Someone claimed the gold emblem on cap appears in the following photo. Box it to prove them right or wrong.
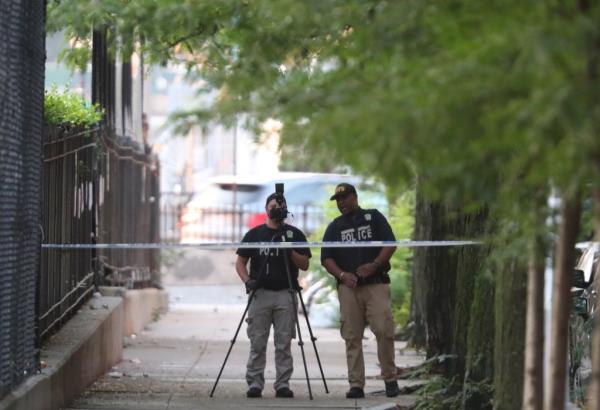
[336,186,346,193]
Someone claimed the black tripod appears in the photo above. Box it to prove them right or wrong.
[210,226,329,399]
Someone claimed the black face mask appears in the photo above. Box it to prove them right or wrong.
[268,206,289,221]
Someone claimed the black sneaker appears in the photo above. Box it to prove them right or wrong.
[275,386,294,398]
[345,387,365,399]
[246,387,262,398]
[385,380,401,397]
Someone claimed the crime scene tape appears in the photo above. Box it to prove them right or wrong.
[41,240,480,250]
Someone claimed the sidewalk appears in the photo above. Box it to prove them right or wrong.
[65,289,425,410]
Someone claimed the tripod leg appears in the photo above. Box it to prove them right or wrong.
[210,289,256,398]
[279,243,313,400]
[290,289,314,400]
[297,290,329,393]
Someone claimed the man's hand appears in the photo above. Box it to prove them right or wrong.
[339,271,358,288]
[356,262,378,279]
[245,279,259,294]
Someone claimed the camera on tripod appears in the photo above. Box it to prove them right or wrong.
[268,183,289,221]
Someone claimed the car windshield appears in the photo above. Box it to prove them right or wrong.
[193,183,264,206]
[283,182,332,206]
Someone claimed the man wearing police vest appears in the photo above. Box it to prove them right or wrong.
[236,192,311,399]
[321,183,400,399]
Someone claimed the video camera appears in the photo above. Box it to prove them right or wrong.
[268,183,289,221]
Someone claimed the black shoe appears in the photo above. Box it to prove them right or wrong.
[385,380,401,397]
[275,386,294,398]
[246,387,262,398]
[345,387,365,399]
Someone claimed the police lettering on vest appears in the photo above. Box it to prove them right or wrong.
[321,208,395,286]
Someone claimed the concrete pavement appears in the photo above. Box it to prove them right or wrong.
[64,286,425,410]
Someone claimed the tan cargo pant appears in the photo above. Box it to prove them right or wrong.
[245,289,296,391]
[338,283,396,388]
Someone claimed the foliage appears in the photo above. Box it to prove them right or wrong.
[279,142,347,173]
[387,191,414,325]
[46,0,600,207]
[398,354,457,380]
[44,86,103,128]
[413,376,462,410]
[412,375,493,410]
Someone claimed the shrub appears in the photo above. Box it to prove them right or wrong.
[44,85,103,128]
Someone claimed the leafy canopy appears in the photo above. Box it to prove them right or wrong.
[47,0,600,208]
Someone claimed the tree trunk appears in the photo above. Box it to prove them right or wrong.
[462,269,495,410]
[545,195,582,410]
[409,185,428,351]
[412,190,457,360]
[452,209,489,380]
[588,189,600,408]
[494,257,528,410]
[408,274,427,349]
[523,204,547,410]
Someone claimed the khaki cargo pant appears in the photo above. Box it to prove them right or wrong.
[338,283,396,388]
[246,289,296,391]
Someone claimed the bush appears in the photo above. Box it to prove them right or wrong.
[44,85,103,128]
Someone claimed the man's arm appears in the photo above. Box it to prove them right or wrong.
[235,255,251,283]
[290,250,310,271]
[376,246,397,265]
[289,228,311,270]
[322,257,358,288]
[356,210,397,278]
[356,246,396,278]
[320,221,357,287]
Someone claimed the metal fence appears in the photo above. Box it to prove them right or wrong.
[0,0,45,399]
[160,198,326,243]
[39,127,98,341]
[160,192,193,243]
[39,126,160,342]
[95,130,161,288]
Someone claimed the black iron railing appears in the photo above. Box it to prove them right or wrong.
[95,130,161,289]
[39,126,98,341]
[39,126,160,342]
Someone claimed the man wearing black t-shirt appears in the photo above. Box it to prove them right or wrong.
[321,183,401,399]
[235,192,311,399]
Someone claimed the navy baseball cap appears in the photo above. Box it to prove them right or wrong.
[330,183,357,200]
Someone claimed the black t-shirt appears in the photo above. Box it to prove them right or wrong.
[321,208,395,285]
[237,223,312,291]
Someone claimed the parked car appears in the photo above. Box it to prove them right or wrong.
[569,242,598,403]
[178,172,387,243]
